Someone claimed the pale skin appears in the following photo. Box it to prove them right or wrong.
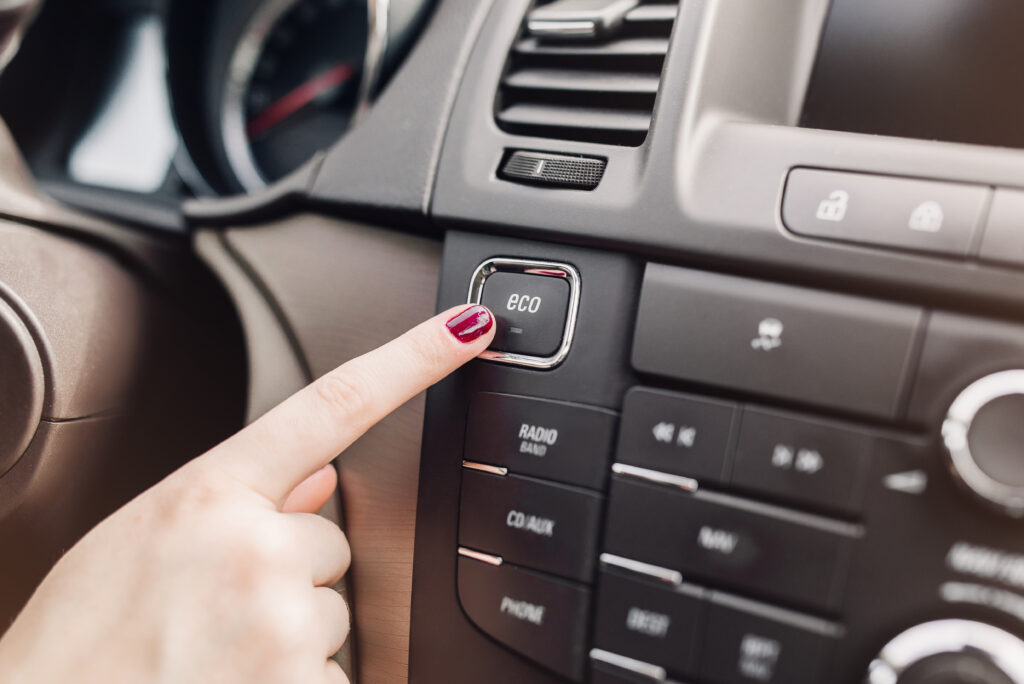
[0,305,496,684]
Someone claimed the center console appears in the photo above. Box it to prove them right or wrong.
[411,231,1024,684]
[406,1,1024,682]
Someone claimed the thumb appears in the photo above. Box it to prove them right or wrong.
[281,464,338,514]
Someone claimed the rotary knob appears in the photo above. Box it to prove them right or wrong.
[867,620,1024,684]
[942,371,1024,516]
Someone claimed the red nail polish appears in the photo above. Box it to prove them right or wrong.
[446,305,493,343]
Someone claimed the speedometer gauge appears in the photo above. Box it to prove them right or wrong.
[221,0,379,190]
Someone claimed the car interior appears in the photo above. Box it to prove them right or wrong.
[3,0,1024,682]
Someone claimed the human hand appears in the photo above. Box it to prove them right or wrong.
[0,304,495,684]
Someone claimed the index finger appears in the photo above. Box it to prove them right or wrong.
[203,304,494,505]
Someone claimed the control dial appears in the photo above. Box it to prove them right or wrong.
[943,370,1024,516]
[868,620,1024,684]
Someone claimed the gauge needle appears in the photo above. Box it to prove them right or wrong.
[247,63,355,138]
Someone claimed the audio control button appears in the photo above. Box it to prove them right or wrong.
[731,409,871,516]
[465,393,618,490]
[616,387,738,483]
[943,370,1024,516]
[459,469,603,582]
[869,620,1024,684]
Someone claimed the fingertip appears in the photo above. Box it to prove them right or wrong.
[444,304,496,347]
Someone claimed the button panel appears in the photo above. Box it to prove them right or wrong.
[429,253,1024,684]
[465,392,618,490]
[782,168,989,257]
[603,478,855,612]
[459,468,603,582]
[457,555,591,682]
[632,264,922,419]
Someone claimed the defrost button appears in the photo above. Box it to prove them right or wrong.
[593,570,705,677]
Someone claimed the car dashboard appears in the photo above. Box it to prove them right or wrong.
[2,1,1024,683]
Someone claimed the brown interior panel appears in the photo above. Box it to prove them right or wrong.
[210,215,443,683]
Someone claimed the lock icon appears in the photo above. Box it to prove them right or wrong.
[908,201,944,233]
[815,190,849,222]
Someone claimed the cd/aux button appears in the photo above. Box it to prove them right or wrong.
[459,468,603,583]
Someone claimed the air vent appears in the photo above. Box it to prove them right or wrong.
[495,0,679,146]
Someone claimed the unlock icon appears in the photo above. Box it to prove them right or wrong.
[815,190,849,222]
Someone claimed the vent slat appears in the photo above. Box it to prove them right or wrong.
[513,36,670,58]
[504,68,661,95]
[625,4,679,23]
[497,103,651,141]
[496,1,677,146]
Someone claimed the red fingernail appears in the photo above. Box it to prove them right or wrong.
[446,305,493,343]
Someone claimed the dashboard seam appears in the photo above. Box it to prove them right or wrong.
[420,0,498,218]
[218,230,314,384]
